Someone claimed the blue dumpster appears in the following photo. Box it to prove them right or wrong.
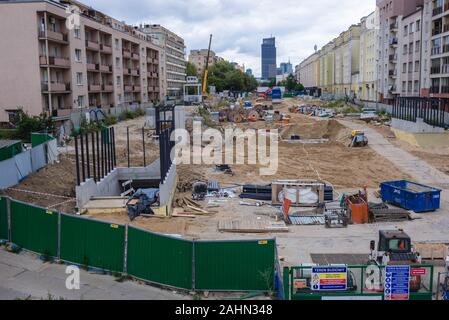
[380,180,441,213]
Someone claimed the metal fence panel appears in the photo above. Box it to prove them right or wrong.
[60,214,125,272]
[10,200,58,256]
[194,239,276,291]
[0,197,7,240]
[127,227,193,290]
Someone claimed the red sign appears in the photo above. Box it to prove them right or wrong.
[410,268,427,276]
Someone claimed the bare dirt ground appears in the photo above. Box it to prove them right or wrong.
[0,116,159,213]
[351,119,449,176]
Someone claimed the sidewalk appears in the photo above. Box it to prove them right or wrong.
[338,120,449,187]
[0,249,188,300]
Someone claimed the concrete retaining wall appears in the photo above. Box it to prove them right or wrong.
[75,159,162,209]
[392,118,446,133]
[0,140,58,189]
[360,101,393,114]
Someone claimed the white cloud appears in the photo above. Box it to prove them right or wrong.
[81,0,375,77]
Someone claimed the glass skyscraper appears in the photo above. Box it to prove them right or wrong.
[261,37,277,80]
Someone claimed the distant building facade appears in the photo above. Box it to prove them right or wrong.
[261,37,277,80]
[140,24,186,101]
[188,49,223,76]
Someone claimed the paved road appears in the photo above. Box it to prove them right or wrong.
[339,120,449,187]
[0,249,188,300]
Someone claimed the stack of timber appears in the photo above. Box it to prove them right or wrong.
[218,217,289,233]
[172,197,217,217]
[370,208,410,222]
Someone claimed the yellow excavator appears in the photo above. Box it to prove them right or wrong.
[202,34,213,98]
[349,130,369,147]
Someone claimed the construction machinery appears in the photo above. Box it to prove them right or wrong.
[202,34,213,98]
[368,229,423,292]
[349,130,368,147]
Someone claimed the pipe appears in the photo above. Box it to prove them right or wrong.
[91,131,96,182]
[74,135,80,186]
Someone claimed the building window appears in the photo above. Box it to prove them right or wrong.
[117,76,121,86]
[115,39,119,49]
[116,57,120,68]
[415,61,420,72]
[118,94,122,103]
[416,20,421,31]
[75,49,82,62]
[74,26,81,39]
[77,96,84,108]
[76,72,83,85]
[403,63,407,73]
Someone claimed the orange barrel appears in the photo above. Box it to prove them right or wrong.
[282,118,290,125]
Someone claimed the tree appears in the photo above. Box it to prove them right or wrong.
[207,61,259,92]
[186,62,198,78]
[14,109,55,142]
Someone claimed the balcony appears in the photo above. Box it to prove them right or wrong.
[390,23,398,30]
[100,43,112,54]
[442,64,449,73]
[41,82,70,92]
[430,86,440,94]
[431,66,442,74]
[388,70,397,77]
[389,54,397,62]
[432,47,442,55]
[53,108,72,118]
[38,30,68,43]
[154,87,160,92]
[445,3,449,12]
[99,65,112,73]
[39,56,70,68]
[131,69,140,76]
[148,86,154,92]
[131,53,140,60]
[390,38,398,46]
[122,49,131,58]
[124,85,133,92]
[444,24,449,33]
[433,7,443,17]
[102,84,114,92]
[88,84,101,92]
[123,68,131,75]
[433,28,442,36]
[86,40,100,51]
[441,86,449,94]
[133,85,141,92]
[87,63,99,72]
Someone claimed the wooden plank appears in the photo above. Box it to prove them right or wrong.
[218,218,288,233]
[414,242,449,260]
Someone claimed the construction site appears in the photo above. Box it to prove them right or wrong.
[1,90,448,300]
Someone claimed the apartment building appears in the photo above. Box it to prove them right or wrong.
[377,0,424,103]
[359,10,380,101]
[425,0,449,97]
[0,0,162,125]
[140,25,186,102]
[298,52,319,93]
[188,49,223,76]
[318,42,335,94]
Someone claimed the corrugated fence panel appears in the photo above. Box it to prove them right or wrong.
[195,239,276,291]
[10,200,58,256]
[0,197,7,240]
[127,227,193,290]
[60,214,124,272]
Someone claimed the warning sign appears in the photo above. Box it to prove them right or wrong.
[385,265,410,301]
[311,266,348,291]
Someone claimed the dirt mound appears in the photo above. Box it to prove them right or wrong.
[280,119,349,141]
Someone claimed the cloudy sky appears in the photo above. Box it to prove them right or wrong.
[81,0,375,77]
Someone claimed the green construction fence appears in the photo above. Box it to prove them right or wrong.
[1,197,276,292]
[10,200,58,257]
[0,197,8,240]
[60,214,125,272]
[194,239,276,291]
